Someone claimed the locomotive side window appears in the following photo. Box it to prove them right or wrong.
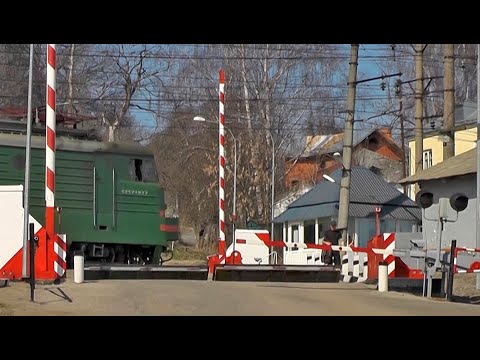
[135,159,143,181]
[129,158,158,182]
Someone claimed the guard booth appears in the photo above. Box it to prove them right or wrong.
[0,185,66,281]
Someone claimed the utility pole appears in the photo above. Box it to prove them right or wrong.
[338,44,359,247]
[270,134,275,244]
[67,44,75,117]
[414,44,425,195]
[443,44,455,160]
[395,79,407,192]
[22,44,34,278]
[476,43,480,290]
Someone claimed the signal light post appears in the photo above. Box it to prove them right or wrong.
[415,190,469,298]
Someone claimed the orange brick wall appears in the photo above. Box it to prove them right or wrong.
[285,159,317,187]
[375,144,401,161]
[283,129,402,190]
[285,157,339,189]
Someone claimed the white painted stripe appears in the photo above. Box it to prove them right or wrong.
[387,260,395,275]
[58,234,67,244]
[28,214,42,234]
[54,242,66,262]
[456,269,480,274]
[353,255,360,278]
[45,188,54,207]
[385,240,395,251]
[341,254,349,277]
[372,248,394,255]
[360,257,368,282]
[54,261,65,277]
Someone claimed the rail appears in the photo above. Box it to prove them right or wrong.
[254,251,278,265]
[453,246,480,274]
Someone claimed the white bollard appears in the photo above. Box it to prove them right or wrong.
[74,253,84,284]
[378,261,388,292]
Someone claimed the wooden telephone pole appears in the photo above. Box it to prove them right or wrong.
[414,44,425,196]
[395,79,407,192]
[337,44,359,247]
[443,44,455,160]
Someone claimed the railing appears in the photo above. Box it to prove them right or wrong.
[254,251,279,265]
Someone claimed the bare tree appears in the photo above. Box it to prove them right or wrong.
[151,44,346,249]
[90,44,167,142]
[0,44,46,110]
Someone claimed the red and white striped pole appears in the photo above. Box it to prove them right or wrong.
[46,44,65,280]
[218,69,226,257]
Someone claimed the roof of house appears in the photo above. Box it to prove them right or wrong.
[0,105,97,125]
[406,100,478,140]
[299,129,372,158]
[398,148,476,185]
[299,127,399,159]
[274,166,421,223]
[0,131,153,155]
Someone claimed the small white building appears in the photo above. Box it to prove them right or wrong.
[398,148,478,249]
[273,166,421,248]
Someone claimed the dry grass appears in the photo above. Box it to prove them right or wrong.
[452,273,480,301]
[166,245,210,265]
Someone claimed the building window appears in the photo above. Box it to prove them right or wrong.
[423,149,433,169]
[129,158,158,182]
[303,220,315,244]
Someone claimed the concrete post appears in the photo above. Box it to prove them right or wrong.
[378,261,389,292]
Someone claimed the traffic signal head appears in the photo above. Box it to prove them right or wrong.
[415,190,434,209]
[450,193,468,212]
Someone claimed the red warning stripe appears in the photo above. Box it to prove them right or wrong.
[160,224,178,233]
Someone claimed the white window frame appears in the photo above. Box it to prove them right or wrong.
[423,149,433,169]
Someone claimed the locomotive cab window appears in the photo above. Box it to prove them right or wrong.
[129,158,158,182]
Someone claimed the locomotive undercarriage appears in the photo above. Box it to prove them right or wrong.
[66,242,173,268]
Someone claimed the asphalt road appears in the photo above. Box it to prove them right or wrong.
[1,277,479,316]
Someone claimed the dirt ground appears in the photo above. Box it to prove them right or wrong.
[1,268,479,316]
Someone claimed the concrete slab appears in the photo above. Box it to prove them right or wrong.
[214,265,341,282]
[84,265,209,281]
[388,277,443,297]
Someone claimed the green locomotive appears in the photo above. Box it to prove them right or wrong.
[0,121,179,266]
